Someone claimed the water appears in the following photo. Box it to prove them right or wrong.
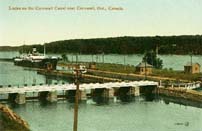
[0,51,19,59]
[52,53,202,71]
[0,51,202,131]
[2,51,202,70]
[10,99,202,131]
[0,61,67,86]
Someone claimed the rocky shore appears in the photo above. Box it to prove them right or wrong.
[0,103,30,131]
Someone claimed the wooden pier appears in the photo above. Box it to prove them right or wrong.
[155,87,202,103]
[0,81,158,104]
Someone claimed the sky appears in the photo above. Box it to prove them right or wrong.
[0,0,202,46]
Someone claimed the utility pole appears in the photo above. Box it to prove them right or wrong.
[22,41,25,54]
[190,52,193,74]
[156,44,159,68]
[124,55,126,70]
[91,54,94,62]
[144,56,147,80]
[44,43,46,57]
[76,53,78,63]
[96,55,98,63]
[73,65,80,131]
[102,52,104,63]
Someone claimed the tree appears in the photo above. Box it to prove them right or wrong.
[12,35,202,55]
[143,51,163,69]
[61,54,68,62]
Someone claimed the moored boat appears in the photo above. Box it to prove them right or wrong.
[14,48,59,70]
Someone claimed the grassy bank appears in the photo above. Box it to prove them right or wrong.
[96,63,136,73]
[152,69,201,81]
[93,63,201,81]
[58,61,201,81]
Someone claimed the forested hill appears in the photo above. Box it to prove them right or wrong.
[2,35,202,54]
[0,46,19,51]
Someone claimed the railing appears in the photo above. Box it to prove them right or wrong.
[0,81,158,94]
[167,82,201,90]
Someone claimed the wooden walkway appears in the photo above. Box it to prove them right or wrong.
[0,81,158,94]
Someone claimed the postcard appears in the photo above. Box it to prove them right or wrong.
[0,0,202,131]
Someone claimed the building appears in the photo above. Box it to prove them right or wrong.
[184,63,200,74]
[136,62,153,75]
[89,62,96,69]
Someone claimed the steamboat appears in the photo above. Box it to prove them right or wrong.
[14,48,58,70]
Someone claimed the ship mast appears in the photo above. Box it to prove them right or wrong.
[22,41,25,54]
[44,43,46,57]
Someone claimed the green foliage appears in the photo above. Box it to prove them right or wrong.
[143,51,163,69]
[0,46,19,51]
[38,35,202,55]
[61,54,68,62]
[2,35,202,55]
[96,63,136,73]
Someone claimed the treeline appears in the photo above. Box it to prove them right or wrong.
[3,35,202,54]
[0,46,19,51]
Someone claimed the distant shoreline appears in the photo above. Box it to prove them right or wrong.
[1,35,202,55]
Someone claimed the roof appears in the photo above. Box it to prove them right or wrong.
[184,62,200,67]
[136,62,153,68]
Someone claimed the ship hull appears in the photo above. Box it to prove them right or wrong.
[14,58,58,70]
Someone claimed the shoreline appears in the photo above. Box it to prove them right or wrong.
[0,103,30,131]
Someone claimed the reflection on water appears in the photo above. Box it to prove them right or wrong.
[0,61,69,87]
[0,51,19,59]
[161,95,202,108]
[7,96,202,131]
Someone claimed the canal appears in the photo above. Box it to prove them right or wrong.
[2,51,202,71]
[0,52,202,131]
